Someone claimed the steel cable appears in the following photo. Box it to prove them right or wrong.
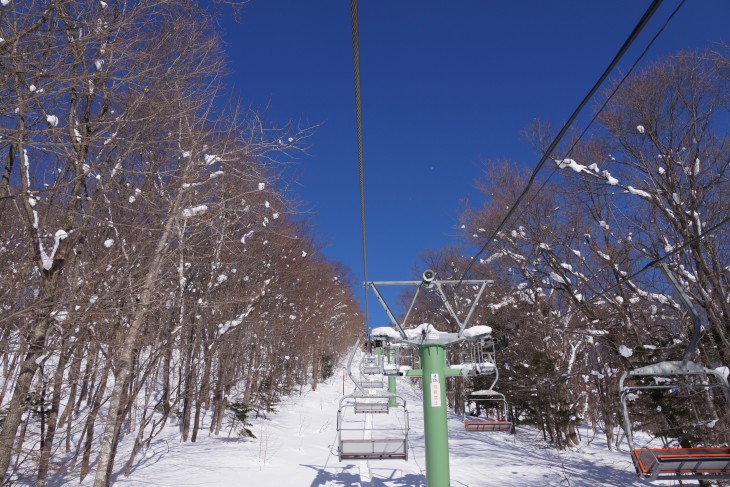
[350,0,370,336]
[457,0,665,286]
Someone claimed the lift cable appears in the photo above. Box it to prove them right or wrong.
[457,0,665,286]
[507,0,685,238]
[349,0,370,336]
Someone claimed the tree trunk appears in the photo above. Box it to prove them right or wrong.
[92,185,185,487]
[0,314,53,481]
[78,358,112,482]
[36,340,70,487]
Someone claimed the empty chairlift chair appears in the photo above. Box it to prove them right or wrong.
[360,354,382,375]
[381,346,402,376]
[464,389,512,432]
[619,360,730,482]
[359,374,384,390]
[337,393,409,461]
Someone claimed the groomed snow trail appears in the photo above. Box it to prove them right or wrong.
[68,349,659,486]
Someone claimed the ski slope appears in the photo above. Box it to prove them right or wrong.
[67,350,667,487]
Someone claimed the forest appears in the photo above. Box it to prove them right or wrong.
[405,42,730,460]
[0,1,361,486]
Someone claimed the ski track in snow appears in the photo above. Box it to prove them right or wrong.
[63,350,660,487]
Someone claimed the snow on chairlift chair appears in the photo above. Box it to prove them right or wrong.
[618,264,730,482]
[337,392,409,461]
[464,389,512,432]
[459,338,498,376]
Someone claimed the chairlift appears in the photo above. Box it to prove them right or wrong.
[464,389,513,432]
[354,396,390,414]
[382,345,403,376]
[618,264,730,481]
[359,375,384,390]
[619,361,730,481]
[460,338,497,376]
[337,393,409,461]
[360,354,382,375]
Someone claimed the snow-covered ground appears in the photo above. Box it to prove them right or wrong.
[62,350,674,486]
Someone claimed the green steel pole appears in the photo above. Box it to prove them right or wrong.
[388,347,397,407]
[420,344,450,487]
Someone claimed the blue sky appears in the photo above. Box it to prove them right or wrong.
[221,1,729,326]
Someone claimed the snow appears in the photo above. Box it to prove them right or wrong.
[404,323,441,339]
[549,271,567,285]
[46,114,59,127]
[95,59,104,70]
[371,326,402,339]
[240,230,254,244]
[40,229,68,270]
[462,325,492,338]
[636,125,645,134]
[104,239,114,248]
[67,349,649,487]
[603,170,618,185]
[715,366,729,381]
[626,186,651,199]
[204,154,220,165]
[555,158,586,173]
[618,345,633,358]
[258,182,265,190]
[182,205,208,218]
[51,310,67,322]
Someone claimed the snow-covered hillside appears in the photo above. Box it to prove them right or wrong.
[57,350,667,487]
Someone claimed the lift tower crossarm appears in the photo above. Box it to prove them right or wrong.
[369,278,492,343]
[368,282,409,339]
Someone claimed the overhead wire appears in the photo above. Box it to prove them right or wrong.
[457,0,665,286]
[507,0,686,237]
[349,0,371,337]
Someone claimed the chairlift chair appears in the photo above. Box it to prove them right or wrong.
[359,375,384,390]
[337,393,409,461]
[464,389,512,432]
[618,264,730,482]
[382,345,402,376]
[360,354,382,375]
[460,338,498,376]
[619,360,730,481]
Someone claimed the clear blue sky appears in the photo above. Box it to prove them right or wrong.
[221,1,729,327]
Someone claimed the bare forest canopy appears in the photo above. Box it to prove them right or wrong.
[408,46,730,453]
[0,1,362,486]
